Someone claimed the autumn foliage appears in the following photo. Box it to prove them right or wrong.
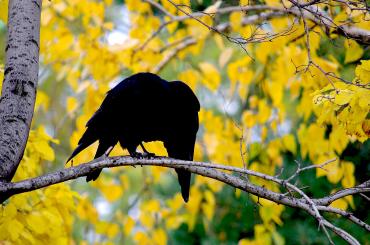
[0,0,369,244]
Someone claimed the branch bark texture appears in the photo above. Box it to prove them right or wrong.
[0,0,42,181]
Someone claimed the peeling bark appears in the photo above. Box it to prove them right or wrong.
[0,0,42,181]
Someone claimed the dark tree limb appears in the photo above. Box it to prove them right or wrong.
[0,0,42,182]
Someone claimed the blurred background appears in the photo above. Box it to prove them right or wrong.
[0,0,369,244]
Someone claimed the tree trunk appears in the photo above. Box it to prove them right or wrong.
[0,0,42,182]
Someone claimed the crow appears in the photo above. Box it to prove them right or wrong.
[67,72,200,202]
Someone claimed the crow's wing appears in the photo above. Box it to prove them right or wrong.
[67,73,170,163]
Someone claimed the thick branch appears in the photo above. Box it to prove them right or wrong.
[0,156,368,245]
[1,157,368,206]
[0,0,42,182]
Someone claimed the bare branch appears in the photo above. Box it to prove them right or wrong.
[143,0,175,18]
[142,1,370,44]
[314,180,370,206]
[151,37,196,73]
[286,158,335,183]
[318,206,370,232]
[0,156,368,244]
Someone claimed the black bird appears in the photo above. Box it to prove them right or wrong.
[67,72,200,202]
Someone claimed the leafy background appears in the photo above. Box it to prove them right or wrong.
[0,0,369,244]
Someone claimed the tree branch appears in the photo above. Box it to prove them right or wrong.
[151,37,196,73]
[149,2,370,44]
[0,156,368,244]
[0,0,42,182]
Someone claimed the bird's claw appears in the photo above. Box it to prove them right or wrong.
[142,152,156,159]
[131,152,156,159]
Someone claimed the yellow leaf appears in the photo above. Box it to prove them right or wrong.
[165,16,178,33]
[100,182,123,202]
[76,196,98,223]
[355,60,370,84]
[265,0,281,7]
[167,193,184,212]
[123,217,135,236]
[139,213,154,229]
[0,0,8,23]
[185,187,202,230]
[239,0,249,5]
[345,195,355,209]
[134,231,151,245]
[254,224,272,244]
[199,62,221,91]
[0,64,3,91]
[329,126,348,155]
[256,42,271,64]
[333,11,348,25]
[268,80,283,106]
[242,110,256,128]
[31,126,57,161]
[259,202,284,225]
[153,228,167,245]
[261,126,268,142]
[257,100,271,123]
[202,190,215,220]
[230,12,244,32]
[282,134,296,155]
[341,161,355,188]
[272,231,285,245]
[344,40,363,63]
[26,213,47,235]
[35,91,50,111]
[67,96,78,115]
[178,69,199,91]
[95,221,119,238]
[326,159,343,184]
[8,219,24,241]
[363,119,370,137]
[330,198,348,210]
[334,90,353,105]
[358,94,370,109]
[106,223,119,238]
[249,96,258,108]
[141,199,160,212]
[165,215,183,230]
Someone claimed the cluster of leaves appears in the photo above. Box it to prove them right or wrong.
[0,0,369,244]
[0,123,77,243]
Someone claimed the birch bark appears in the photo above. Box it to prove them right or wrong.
[0,0,42,181]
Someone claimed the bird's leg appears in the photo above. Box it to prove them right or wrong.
[128,147,144,158]
[140,143,155,158]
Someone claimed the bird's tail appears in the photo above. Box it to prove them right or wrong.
[175,169,191,202]
[167,148,194,203]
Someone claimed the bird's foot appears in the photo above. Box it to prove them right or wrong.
[142,151,156,159]
[131,151,156,159]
